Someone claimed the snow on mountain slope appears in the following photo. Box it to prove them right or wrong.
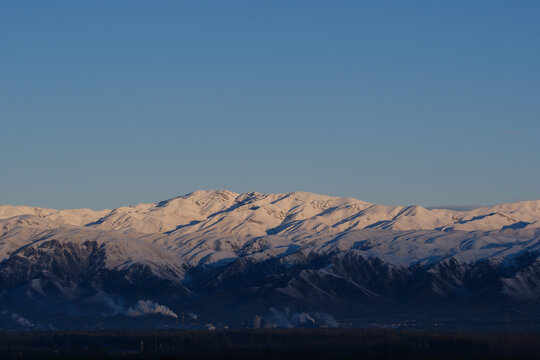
[0,215,60,260]
[0,215,184,276]
[1,190,539,269]
[85,192,540,235]
[0,205,110,227]
[1,191,540,329]
[361,205,449,231]
[2,191,539,236]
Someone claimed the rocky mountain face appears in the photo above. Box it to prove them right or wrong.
[1,190,539,330]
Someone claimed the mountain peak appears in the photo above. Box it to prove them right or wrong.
[1,192,539,235]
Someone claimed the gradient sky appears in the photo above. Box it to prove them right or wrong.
[1,1,539,210]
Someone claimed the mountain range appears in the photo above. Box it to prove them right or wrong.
[1,190,539,330]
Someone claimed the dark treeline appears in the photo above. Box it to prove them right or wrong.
[0,329,539,359]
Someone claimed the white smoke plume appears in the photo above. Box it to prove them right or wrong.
[291,312,316,325]
[269,308,338,328]
[312,312,338,327]
[126,300,178,318]
[187,312,198,320]
[1,310,35,328]
[270,307,293,328]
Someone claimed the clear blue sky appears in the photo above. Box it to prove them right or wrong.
[1,1,539,209]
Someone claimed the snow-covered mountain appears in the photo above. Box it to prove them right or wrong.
[1,190,539,329]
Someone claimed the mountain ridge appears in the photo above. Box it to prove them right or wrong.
[1,190,540,330]
[1,190,539,235]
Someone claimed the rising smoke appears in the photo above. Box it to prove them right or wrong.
[1,310,35,328]
[269,308,338,328]
[126,300,178,318]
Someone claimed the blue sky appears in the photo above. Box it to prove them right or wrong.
[1,1,539,209]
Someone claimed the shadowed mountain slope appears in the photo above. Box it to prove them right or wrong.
[1,191,539,330]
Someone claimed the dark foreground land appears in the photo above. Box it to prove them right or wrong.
[1,329,539,360]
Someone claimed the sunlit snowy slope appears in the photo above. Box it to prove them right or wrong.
[1,190,539,329]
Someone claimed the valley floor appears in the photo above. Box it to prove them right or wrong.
[0,328,539,360]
